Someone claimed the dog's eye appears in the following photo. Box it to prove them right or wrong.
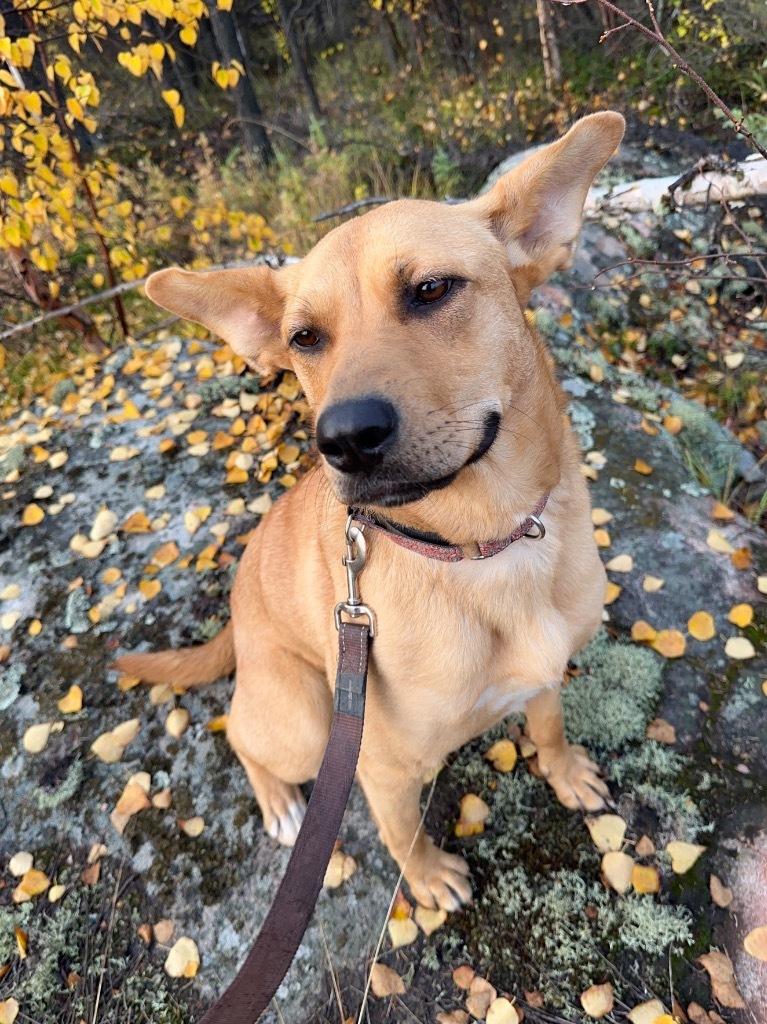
[414,278,452,304]
[291,328,320,349]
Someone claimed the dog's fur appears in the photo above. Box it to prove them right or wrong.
[116,112,625,911]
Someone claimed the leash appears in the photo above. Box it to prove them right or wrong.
[198,517,375,1024]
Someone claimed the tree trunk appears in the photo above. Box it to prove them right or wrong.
[536,0,563,94]
[274,0,323,120]
[206,2,275,164]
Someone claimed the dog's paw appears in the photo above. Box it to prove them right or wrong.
[540,744,609,812]
[406,845,473,912]
[261,785,307,847]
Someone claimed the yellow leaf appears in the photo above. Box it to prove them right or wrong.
[226,467,248,484]
[604,582,622,605]
[485,739,517,773]
[711,501,734,521]
[214,66,229,89]
[743,925,767,962]
[174,104,185,129]
[631,620,657,643]
[161,88,180,108]
[591,508,613,526]
[122,511,152,533]
[455,793,490,836]
[593,528,611,548]
[205,714,228,732]
[19,868,50,897]
[580,983,614,1019]
[707,530,735,554]
[57,685,83,713]
[387,917,418,948]
[164,937,200,978]
[151,541,179,567]
[728,603,753,627]
[0,998,19,1024]
[179,25,197,45]
[369,963,406,996]
[662,415,683,435]
[585,813,627,853]
[22,503,45,526]
[724,636,755,660]
[414,905,447,936]
[634,459,653,475]
[605,553,633,573]
[650,630,686,659]
[631,864,660,894]
[139,579,162,600]
[602,850,634,894]
[642,575,664,592]
[688,611,715,641]
[731,547,751,570]
[667,840,706,873]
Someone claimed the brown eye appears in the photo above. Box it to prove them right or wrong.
[414,278,452,304]
[291,328,320,349]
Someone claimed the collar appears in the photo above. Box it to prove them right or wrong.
[350,494,548,562]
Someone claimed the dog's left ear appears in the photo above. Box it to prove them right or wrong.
[467,111,625,306]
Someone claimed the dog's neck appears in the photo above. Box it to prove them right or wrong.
[351,494,548,562]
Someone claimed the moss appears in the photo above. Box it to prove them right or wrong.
[563,630,663,753]
[51,379,76,406]
[567,401,597,452]
[1,444,25,472]
[668,398,742,497]
[197,375,262,403]
[0,863,191,1023]
[534,307,558,341]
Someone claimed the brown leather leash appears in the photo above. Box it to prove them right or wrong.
[199,519,375,1024]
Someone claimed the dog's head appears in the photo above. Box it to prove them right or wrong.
[147,113,623,536]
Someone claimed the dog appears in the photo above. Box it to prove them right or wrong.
[115,112,625,911]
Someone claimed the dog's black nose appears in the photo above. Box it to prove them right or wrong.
[316,397,397,474]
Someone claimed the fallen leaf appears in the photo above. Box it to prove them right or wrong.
[455,793,490,837]
[57,685,83,713]
[759,576,767,594]
[110,445,140,462]
[437,1014,469,1024]
[709,875,733,908]
[0,584,20,600]
[453,965,475,989]
[667,841,706,873]
[604,582,622,605]
[23,720,63,754]
[627,1000,667,1024]
[122,511,153,533]
[370,962,406,996]
[634,459,653,475]
[585,814,626,853]
[602,850,634,894]
[151,541,180,568]
[605,554,633,572]
[650,630,686,658]
[646,718,676,743]
[642,575,664,592]
[0,999,19,1024]
[139,579,162,601]
[323,849,356,888]
[631,620,657,642]
[593,528,611,548]
[48,884,66,902]
[485,739,517,773]
[21,503,45,526]
[688,611,715,641]
[178,816,205,837]
[9,851,33,877]
[711,502,734,521]
[414,905,447,936]
[205,715,228,732]
[18,868,50,897]
[14,927,27,959]
[164,936,200,978]
[744,925,767,961]
[724,636,755,660]
[731,547,751,570]
[591,508,613,526]
[152,788,172,809]
[486,998,520,1024]
[580,982,614,1018]
[727,604,753,628]
[707,530,735,555]
[154,919,175,943]
[631,864,660,894]
[90,507,118,541]
[663,415,683,435]
[166,707,190,739]
[387,916,418,948]
[724,351,744,369]
[698,950,746,1008]
[466,976,497,1019]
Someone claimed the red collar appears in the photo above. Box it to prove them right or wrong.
[350,495,548,562]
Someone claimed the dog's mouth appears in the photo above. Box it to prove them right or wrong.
[333,410,501,508]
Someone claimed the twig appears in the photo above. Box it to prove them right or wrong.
[356,775,439,1024]
[314,196,396,223]
[550,0,767,160]
[0,256,284,343]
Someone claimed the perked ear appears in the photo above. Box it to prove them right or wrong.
[144,264,291,372]
[467,111,625,306]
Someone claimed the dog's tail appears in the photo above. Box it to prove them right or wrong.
[112,620,236,689]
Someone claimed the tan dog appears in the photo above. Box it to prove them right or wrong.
[116,112,625,911]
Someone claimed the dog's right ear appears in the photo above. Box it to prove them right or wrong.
[145,265,291,371]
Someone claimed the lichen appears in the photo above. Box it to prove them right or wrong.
[534,307,559,340]
[567,401,597,452]
[1,444,25,472]
[564,629,663,752]
[0,663,25,711]
[37,756,84,809]
[51,379,76,406]
[197,375,262,403]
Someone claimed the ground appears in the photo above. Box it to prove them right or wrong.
[1,191,766,1024]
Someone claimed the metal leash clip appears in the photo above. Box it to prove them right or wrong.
[334,515,377,636]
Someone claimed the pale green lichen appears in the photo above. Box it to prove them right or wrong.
[567,401,596,452]
[0,663,24,711]
[197,375,262,403]
[564,630,663,752]
[534,307,559,340]
[37,756,84,809]
[51,379,76,406]
[1,444,25,472]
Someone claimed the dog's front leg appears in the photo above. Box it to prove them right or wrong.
[357,759,472,911]
[525,684,609,812]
